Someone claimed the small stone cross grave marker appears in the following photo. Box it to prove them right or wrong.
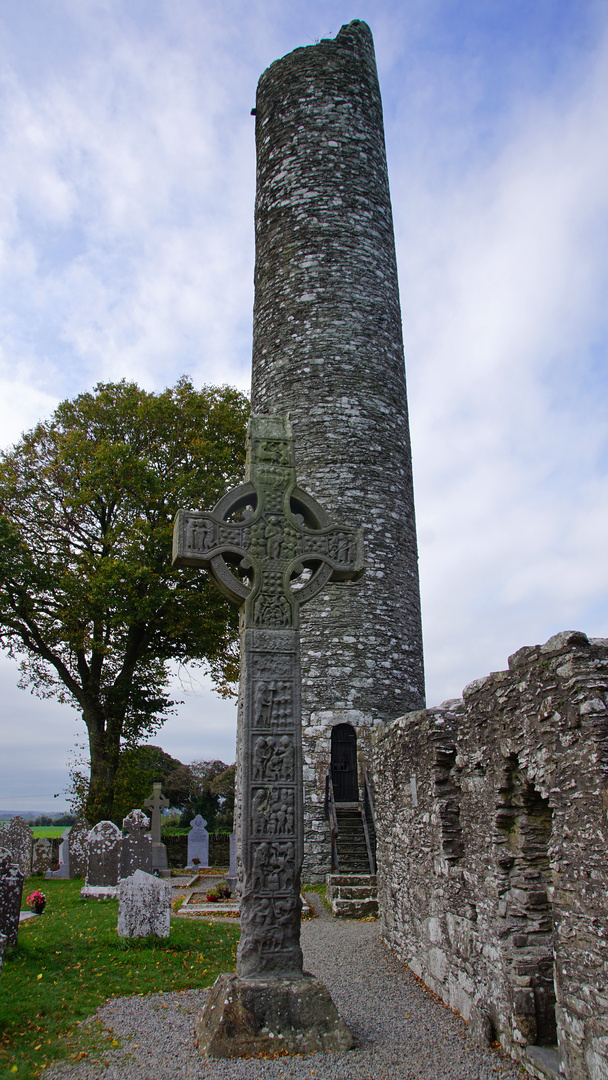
[144,783,169,872]
[173,414,362,1056]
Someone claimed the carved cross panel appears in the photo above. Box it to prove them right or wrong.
[173,414,364,979]
[172,414,364,630]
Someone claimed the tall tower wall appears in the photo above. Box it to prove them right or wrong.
[251,20,425,877]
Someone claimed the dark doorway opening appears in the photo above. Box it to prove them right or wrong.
[330,724,358,802]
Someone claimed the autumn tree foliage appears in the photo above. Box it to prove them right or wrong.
[0,378,249,823]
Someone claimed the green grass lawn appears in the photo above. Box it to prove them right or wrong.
[0,878,239,1080]
[31,828,67,839]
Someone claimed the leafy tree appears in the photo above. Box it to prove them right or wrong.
[0,378,249,823]
[173,760,235,833]
[66,744,186,825]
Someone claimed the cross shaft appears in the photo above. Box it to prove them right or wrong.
[173,414,363,978]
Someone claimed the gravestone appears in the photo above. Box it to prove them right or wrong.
[227,832,237,894]
[120,809,152,878]
[144,783,169,873]
[0,848,24,945]
[46,827,70,879]
[68,820,89,877]
[117,869,171,938]
[81,821,121,898]
[173,413,360,1056]
[2,817,33,876]
[32,837,53,875]
[187,815,209,868]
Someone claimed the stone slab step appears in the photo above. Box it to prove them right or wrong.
[327,874,377,887]
[328,897,378,919]
[329,886,377,900]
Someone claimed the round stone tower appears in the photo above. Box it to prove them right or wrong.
[251,20,425,878]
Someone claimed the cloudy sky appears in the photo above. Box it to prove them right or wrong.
[1,0,607,810]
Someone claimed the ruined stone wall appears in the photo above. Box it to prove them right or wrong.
[251,20,424,878]
[374,631,608,1080]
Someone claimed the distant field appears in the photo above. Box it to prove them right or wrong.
[32,826,69,838]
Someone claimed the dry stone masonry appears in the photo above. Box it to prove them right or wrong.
[251,20,425,878]
[374,631,608,1080]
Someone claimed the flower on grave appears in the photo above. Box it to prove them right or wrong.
[206,889,219,902]
[26,890,46,907]
[192,857,200,865]
[217,882,231,900]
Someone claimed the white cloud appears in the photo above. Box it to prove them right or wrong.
[391,19,608,701]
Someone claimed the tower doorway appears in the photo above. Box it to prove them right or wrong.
[330,724,358,802]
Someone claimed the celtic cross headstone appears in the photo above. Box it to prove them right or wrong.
[144,783,169,872]
[173,413,362,1056]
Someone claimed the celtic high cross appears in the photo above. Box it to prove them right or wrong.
[173,414,363,979]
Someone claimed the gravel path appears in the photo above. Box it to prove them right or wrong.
[44,896,525,1080]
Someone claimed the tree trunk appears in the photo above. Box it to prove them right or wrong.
[84,707,122,824]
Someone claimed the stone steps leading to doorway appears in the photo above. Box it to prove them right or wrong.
[326,873,378,918]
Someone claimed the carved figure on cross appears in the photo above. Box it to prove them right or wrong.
[172,414,364,630]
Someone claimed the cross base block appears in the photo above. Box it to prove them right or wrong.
[195,972,354,1058]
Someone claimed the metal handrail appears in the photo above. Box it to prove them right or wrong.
[362,763,377,834]
[325,772,340,873]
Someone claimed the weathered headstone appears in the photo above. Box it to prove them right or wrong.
[117,869,171,938]
[46,827,70,879]
[81,821,121,898]
[0,848,24,945]
[0,931,6,981]
[2,817,33,876]
[187,815,209,868]
[32,837,53,875]
[173,414,361,1056]
[68,820,89,877]
[143,783,169,873]
[120,809,152,878]
[227,832,237,894]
